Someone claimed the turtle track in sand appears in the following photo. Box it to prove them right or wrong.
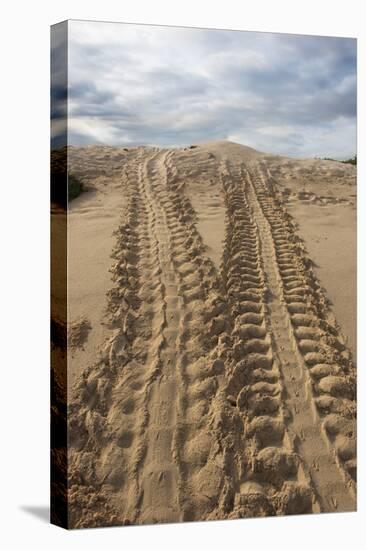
[214,159,318,519]
[67,146,356,528]
[244,163,356,510]
[68,149,228,527]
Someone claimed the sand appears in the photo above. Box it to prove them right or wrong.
[65,141,356,528]
[67,146,128,388]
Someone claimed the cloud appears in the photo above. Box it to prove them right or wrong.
[51,22,68,148]
[65,21,357,158]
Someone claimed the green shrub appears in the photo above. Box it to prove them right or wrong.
[342,155,357,166]
[68,174,83,201]
[321,155,357,165]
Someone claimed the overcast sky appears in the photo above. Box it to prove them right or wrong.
[65,20,356,158]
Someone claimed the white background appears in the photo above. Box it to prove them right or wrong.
[0,0,364,548]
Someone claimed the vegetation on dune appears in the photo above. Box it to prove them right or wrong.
[51,149,84,207]
[320,155,357,165]
[343,155,357,166]
[68,174,84,201]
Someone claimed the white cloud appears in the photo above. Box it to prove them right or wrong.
[65,20,357,158]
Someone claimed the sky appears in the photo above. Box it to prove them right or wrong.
[58,20,356,158]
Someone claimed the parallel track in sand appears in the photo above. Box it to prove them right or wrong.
[68,147,356,528]
[245,167,354,512]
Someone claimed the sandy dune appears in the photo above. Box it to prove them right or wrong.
[66,141,356,528]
